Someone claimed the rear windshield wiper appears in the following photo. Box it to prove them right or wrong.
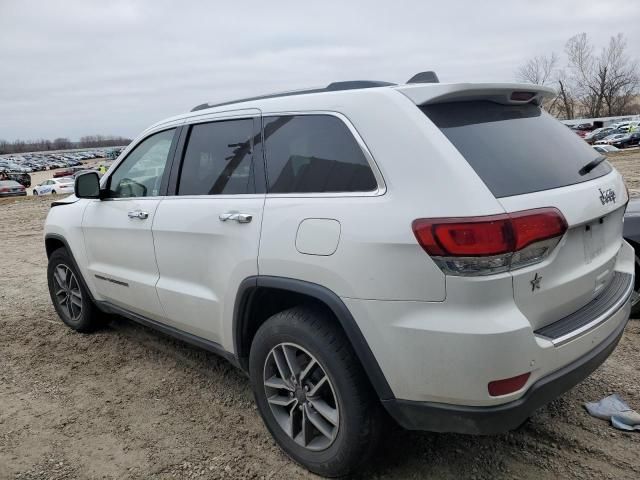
[579,156,606,176]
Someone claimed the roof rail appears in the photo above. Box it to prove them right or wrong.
[190,80,396,112]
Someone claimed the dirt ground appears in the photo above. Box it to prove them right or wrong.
[1,151,640,479]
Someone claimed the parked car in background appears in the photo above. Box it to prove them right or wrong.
[0,172,32,188]
[610,132,640,149]
[53,168,75,178]
[0,180,27,197]
[593,145,620,154]
[595,134,627,145]
[572,123,594,131]
[33,177,74,196]
[586,127,616,144]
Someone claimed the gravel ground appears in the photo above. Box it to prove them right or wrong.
[1,151,640,479]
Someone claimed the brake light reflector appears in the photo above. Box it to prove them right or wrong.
[488,372,530,396]
[412,208,567,276]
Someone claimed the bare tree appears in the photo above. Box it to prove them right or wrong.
[566,32,639,117]
[556,70,576,120]
[516,53,558,86]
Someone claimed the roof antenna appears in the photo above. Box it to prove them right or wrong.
[407,71,439,84]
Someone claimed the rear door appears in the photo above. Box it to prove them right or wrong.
[421,100,627,330]
[152,113,264,345]
[82,128,178,320]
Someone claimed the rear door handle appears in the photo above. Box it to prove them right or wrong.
[219,212,253,223]
[128,210,149,220]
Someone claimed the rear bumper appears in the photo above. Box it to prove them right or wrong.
[382,301,630,434]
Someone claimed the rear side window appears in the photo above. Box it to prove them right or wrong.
[178,119,254,195]
[263,115,377,193]
[421,101,612,198]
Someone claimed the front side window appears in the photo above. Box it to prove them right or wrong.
[263,115,377,194]
[177,119,254,195]
[108,128,175,198]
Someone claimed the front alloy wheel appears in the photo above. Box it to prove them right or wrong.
[51,264,83,323]
[47,247,105,332]
[264,343,339,451]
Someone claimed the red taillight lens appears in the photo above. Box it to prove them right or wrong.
[413,208,566,257]
[0,187,8,193]
[488,372,531,396]
[510,209,568,251]
[412,208,567,275]
[425,216,511,256]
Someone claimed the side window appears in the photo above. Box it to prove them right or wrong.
[263,115,377,194]
[177,119,254,195]
[108,129,175,198]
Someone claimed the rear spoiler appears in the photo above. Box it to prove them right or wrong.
[395,83,556,107]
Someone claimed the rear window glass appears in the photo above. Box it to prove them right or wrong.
[421,101,612,198]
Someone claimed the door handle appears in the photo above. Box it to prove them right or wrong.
[128,210,149,220]
[219,212,253,223]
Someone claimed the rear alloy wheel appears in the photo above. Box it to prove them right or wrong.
[263,343,339,451]
[249,306,383,477]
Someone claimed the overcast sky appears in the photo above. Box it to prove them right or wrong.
[1,0,639,141]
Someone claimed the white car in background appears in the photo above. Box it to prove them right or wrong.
[33,177,74,196]
[593,145,620,154]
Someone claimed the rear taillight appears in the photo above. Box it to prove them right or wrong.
[0,187,8,193]
[412,208,567,276]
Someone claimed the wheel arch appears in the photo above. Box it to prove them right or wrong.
[233,275,394,400]
[44,233,98,305]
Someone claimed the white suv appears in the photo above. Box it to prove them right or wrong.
[44,73,634,477]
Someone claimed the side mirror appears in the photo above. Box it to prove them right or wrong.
[75,172,100,199]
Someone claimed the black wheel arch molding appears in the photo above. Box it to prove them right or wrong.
[233,275,395,401]
[44,233,98,305]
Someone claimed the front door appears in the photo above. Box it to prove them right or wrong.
[152,115,264,347]
[82,128,177,320]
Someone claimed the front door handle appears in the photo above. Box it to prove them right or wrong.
[128,210,149,220]
[219,212,253,223]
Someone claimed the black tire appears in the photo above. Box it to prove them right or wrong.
[33,190,38,196]
[51,189,57,195]
[249,306,383,477]
[47,247,105,332]
[631,248,640,318]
